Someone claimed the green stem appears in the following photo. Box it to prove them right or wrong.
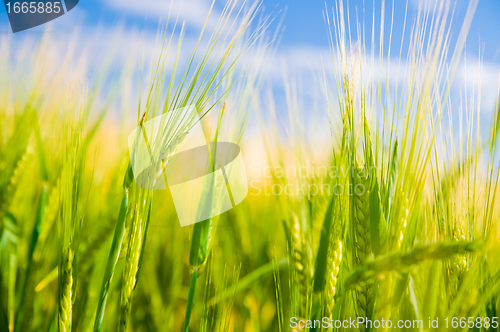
[93,191,129,332]
[14,184,47,332]
[183,268,199,332]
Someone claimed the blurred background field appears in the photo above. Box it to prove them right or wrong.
[2,1,500,331]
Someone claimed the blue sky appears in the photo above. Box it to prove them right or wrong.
[62,0,500,103]
[3,0,497,54]
[1,0,500,128]
[2,0,499,60]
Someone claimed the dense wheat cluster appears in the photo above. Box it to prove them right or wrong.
[1,0,500,331]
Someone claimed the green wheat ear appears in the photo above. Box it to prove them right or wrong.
[324,232,342,317]
[290,212,312,318]
[388,188,409,251]
[119,189,152,332]
[354,167,371,265]
[353,166,372,331]
[58,249,74,332]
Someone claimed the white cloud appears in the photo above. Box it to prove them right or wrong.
[102,0,222,31]
[455,57,500,115]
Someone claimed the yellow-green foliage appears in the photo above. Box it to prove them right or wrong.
[1,1,500,332]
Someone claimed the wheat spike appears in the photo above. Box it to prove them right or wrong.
[354,167,371,331]
[119,200,146,332]
[325,235,342,317]
[0,152,29,213]
[390,189,409,250]
[58,248,73,332]
[447,225,468,301]
[290,213,311,318]
[354,167,371,264]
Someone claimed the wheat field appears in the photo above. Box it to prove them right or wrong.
[1,0,500,331]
